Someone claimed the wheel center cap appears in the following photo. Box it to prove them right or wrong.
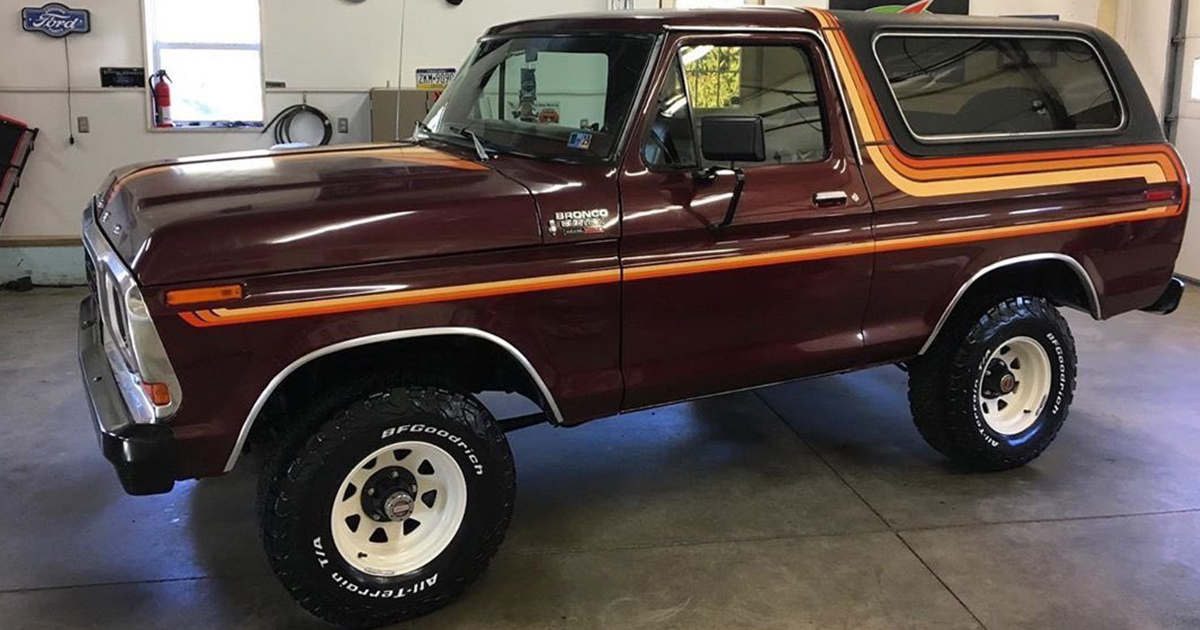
[383,491,415,521]
[361,465,418,522]
[999,373,1016,394]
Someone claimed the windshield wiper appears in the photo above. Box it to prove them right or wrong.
[413,119,435,138]
[462,130,491,162]
[449,125,493,162]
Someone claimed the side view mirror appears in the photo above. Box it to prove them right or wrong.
[696,115,765,232]
[700,115,766,163]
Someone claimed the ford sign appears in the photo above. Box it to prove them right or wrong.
[22,3,90,38]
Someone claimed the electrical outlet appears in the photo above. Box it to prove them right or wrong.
[77,116,90,133]
[337,118,350,134]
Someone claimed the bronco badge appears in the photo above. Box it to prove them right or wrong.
[549,209,610,237]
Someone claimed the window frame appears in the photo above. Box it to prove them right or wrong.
[871,30,1128,145]
[642,36,833,172]
[140,0,267,132]
[640,53,700,171]
[436,31,661,164]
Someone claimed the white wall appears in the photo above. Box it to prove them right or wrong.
[1174,0,1200,279]
[0,0,1185,255]
[0,0,606,241]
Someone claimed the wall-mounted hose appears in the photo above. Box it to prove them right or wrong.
[262,103,333,146]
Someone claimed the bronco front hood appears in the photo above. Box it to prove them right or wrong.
[96,143,541,286]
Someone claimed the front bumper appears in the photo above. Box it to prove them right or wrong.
[78,297,177,495]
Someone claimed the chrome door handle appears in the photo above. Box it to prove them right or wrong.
[813,191,848,208]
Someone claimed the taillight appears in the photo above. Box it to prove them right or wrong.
[1145,188,1177,203]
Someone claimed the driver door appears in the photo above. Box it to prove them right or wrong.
[619,31,875,410]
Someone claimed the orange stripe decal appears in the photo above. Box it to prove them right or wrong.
[179,200,1184,328]
[180,269,621,327]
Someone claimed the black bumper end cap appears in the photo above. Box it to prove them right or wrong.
[101,423,178,496]
[1141,277,1186,316]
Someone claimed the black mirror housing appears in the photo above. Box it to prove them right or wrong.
[700,115,766,163]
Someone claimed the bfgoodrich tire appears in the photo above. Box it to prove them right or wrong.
[908,295,1077,471]
[259,386,515,628]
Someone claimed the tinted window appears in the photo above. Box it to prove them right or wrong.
[875,35,1122,139]
[681,45,827,166]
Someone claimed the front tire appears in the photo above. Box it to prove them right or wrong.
[908,295,1077,471]
[260,386,515,628]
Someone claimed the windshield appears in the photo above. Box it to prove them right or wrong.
[422,34,656,162]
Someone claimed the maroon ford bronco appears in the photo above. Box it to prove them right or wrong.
[79,8,1188,627]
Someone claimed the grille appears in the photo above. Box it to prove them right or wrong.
[84,250,98,300]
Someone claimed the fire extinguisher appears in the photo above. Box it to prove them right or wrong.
[150,70,172,128]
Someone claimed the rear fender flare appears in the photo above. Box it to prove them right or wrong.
[918,253,1101,356]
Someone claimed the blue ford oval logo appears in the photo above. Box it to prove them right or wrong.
[22,3,90,38]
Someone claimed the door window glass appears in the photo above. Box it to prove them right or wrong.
[680,45,827,166]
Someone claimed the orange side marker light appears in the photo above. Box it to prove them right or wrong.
[141,382,172,406]
[166,284,244,306]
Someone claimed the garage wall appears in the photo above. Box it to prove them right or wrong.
[1173,0,1200,279]
[0,0,1183,284]
[0,0,607,247]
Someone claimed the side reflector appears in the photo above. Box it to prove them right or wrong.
[166,284,244,306]
[141,382,172,406]
[1145,188,1176,203]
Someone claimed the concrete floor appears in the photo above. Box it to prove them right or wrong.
[2,287,1200,630]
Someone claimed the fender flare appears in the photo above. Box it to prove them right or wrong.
[223,327,564,472]
[918,253,1102,356]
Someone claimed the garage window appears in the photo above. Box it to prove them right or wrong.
[143,0,264,128]
[1192,57,1200,101]
[874,34,1123,141]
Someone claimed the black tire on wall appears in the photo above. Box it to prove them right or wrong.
[259,386,515,628]
[908,295,1077,471]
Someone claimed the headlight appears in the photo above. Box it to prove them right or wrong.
[84,206,182,423]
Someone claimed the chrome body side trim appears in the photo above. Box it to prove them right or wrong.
[223,327,566,472]
[870,30,1128,145]
[918,253,1102,356]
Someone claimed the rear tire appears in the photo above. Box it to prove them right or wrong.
[908,295,1077,471]
[259,386,515,628]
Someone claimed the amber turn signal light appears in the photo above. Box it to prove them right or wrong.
[166,284,244,306]
[141,382,172,406]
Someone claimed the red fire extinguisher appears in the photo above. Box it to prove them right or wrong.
[150,70,172,128]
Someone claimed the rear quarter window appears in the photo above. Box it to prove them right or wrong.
[874,34,1124,141]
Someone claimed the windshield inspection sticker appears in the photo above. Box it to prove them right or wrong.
[567,131,593,150]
